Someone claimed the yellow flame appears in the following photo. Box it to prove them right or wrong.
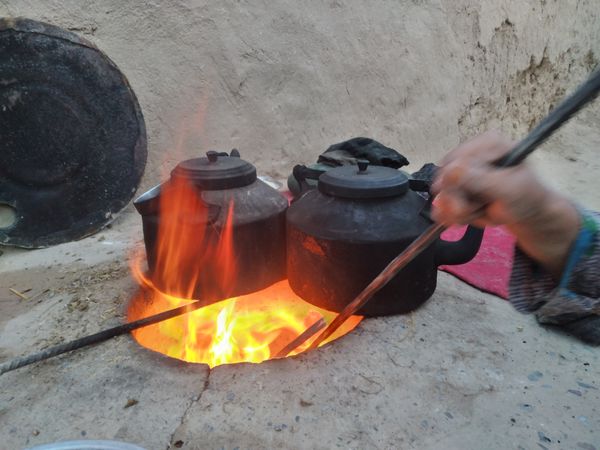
[128,275,362,368]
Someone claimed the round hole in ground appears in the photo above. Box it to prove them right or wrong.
[0,203,17,228]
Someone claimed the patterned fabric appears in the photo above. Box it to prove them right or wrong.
[509,209,600,342]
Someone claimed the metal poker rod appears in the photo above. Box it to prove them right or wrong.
[0,293,214,376]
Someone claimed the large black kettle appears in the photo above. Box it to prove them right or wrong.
[286,161,484,316]
[134,150,288,302]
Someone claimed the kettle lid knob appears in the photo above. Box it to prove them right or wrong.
[357,159,369,173]
[206,150,219,163]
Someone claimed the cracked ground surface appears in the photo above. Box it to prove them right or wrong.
[0,208,598,449]
[167,372,210,450]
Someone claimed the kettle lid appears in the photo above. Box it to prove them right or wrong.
[171,150,257,190]
[318,160,409,199]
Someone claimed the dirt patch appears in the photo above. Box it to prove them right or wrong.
[0,259,136,359]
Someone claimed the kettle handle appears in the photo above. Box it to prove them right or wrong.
[434,225,484,266]
[293,165,326,183]
[290,165,327,196]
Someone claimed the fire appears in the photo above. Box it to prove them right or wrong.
[128,175,362,368]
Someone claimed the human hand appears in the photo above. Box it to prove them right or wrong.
[431,130,580,277]
[431,131,550,227]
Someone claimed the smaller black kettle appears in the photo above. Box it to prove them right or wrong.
[134,150,288,302]
[286,161,484,316]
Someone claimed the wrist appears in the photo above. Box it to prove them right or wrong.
[510,191,580,278]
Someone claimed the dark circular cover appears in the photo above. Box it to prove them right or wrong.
[318,163,409,199]
[171,152,257,190]
[0,18,147,248]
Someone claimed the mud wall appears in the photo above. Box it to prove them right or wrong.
[1,0,598,187]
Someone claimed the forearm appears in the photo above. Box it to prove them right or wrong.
[507,190,580,279]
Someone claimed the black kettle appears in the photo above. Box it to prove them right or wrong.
[286,161,484,316]
[134,150,288,302]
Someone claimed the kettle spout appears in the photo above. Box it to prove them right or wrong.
[133,183,162,216]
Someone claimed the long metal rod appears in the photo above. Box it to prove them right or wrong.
[273,317,326,358]
[0,294,212,376]
[294,68,600,354]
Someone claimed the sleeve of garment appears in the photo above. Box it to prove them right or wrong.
[508,209,600,325]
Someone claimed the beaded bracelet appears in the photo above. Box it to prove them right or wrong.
[558,209,598,293]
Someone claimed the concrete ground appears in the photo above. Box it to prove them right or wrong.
[1,1,599,449]
[0,207,598,450]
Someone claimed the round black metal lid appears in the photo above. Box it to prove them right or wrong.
[318,160,409,199]
[0,18,147,248]
[171,150,257,190]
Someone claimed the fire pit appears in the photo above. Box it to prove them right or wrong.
[127,279,361,368]
[128,152,362,368]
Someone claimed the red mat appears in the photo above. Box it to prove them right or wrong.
[439,226,515,299]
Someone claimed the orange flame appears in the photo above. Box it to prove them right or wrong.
[128,175,362,368]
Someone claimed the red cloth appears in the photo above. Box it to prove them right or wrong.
[439,226,515,299]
